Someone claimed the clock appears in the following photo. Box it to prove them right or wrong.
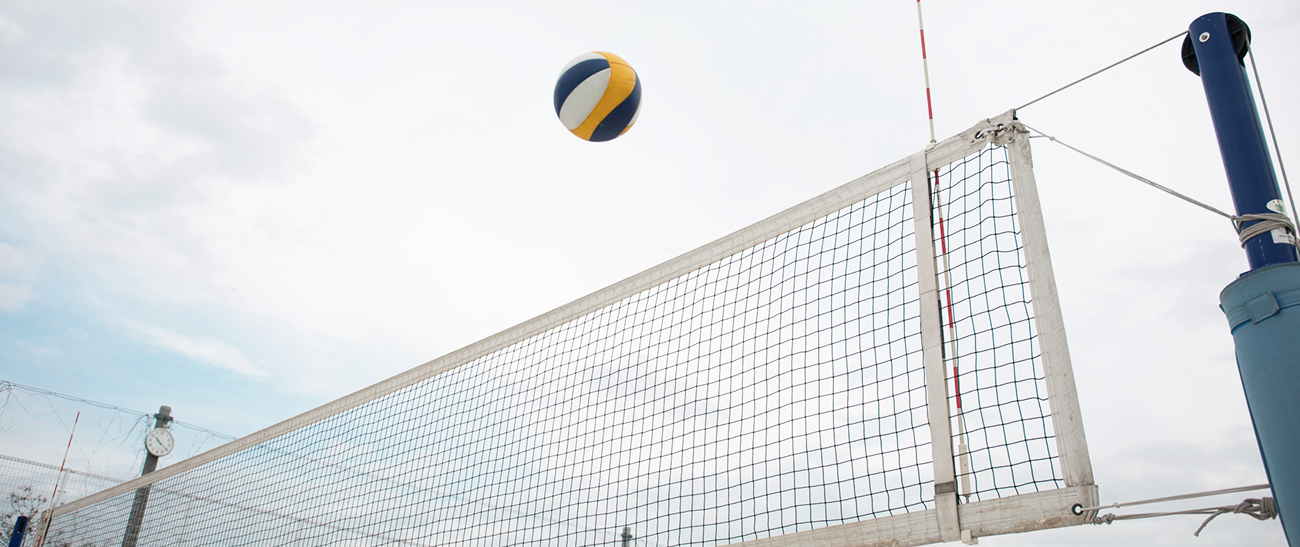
[145,428,174,457]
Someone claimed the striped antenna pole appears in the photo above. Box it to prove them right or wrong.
[916,0,937,143]
[917,0,973,501]
[36,411,79,547]
[932,173,973,502]
[934,178,973,502]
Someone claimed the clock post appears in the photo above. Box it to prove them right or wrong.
[121,406,173,547]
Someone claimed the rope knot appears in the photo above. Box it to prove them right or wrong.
[1194,497,1278,536]
[1233,212,1296,246]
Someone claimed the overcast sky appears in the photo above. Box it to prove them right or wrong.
[1,1,1297,545]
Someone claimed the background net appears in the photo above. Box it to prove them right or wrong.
[932,144,1063,502]
[35,140,1070,547]
[0,382,234,545]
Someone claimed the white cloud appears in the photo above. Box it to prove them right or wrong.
[0,241,41,312]
[0,282,34,312]
[125,321,267,379]
[12,338,59,357]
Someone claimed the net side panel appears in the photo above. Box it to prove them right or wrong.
[46,183,930,547]
[933,145,1063,502]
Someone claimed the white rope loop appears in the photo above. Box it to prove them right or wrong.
[1234,212,1296,246]
[1089,497,1277,532]
[1081,483,1277,536]
[1193,497,1277,537]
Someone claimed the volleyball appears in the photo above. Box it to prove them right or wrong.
[553,51,642,142]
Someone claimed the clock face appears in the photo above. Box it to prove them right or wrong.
[145,428,175,457]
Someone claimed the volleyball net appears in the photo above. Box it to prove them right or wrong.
[30,111,1095,547]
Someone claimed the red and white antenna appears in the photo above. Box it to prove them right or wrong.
[36,411,80,547]
[916,0,973,501]
[916,0,937,143]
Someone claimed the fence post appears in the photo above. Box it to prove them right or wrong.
[121,406,173,547]
[7,515,28,547]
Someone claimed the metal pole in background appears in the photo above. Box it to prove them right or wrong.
[7,516,28,547]
[34,412,80,547]
[121,406,173,547]
[621,527,632,547]
[1186,12,1300,547]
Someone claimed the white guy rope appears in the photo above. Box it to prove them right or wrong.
[1023,123,1298,246]
[1193,497,1277,536]
[1020,123,1234,219]
[1079,483,1270,512]
[1247,49,1298,232]
[1016,32,1188,111]
[1091,498,1277,536]
[1083,484,1276,536]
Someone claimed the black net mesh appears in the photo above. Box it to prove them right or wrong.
[42,182,929,547]
[931,144,1063,502]
[35,142,1070,547]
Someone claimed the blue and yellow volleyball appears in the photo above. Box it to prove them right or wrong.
[553,52,642,142]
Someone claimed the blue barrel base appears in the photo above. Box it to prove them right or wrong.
[1220,262,1300,546]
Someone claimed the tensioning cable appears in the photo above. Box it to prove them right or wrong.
[1017,31,1187,111]
[1246,49,1298,233]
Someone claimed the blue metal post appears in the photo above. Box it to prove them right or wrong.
[7,516,28,547]
[1186,12,1297,269]
[1187,12,1300,547]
